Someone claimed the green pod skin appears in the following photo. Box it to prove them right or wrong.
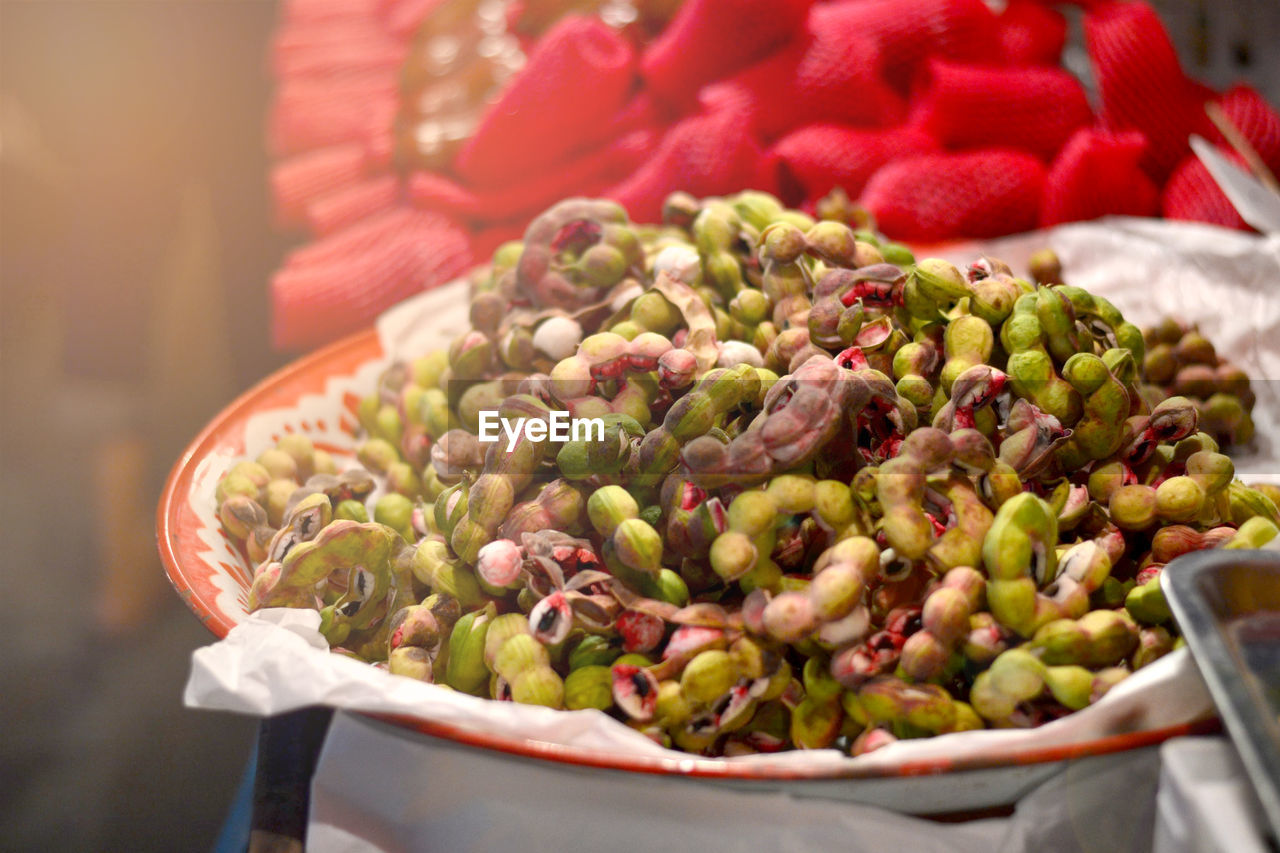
[1032,610,1138,666]
[925,473,994,572]
[939,316,994,395]
[445,604,496,696]
[1224,516,1280,549]
[1057,352,1130,467]
[981,494,1060,637]
[1001,294,1082,426]
[1125,577,1172,625]
[1056,285,1145,365]
[1035,287,1080,366]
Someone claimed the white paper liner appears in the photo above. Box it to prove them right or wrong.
[186,607,1213,776]
[186,218,1279,778]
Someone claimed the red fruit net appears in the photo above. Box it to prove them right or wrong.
[1161,153,1251,231]
[997,0,1068,66]
[262,0,1280,352]
[271,143,368,227]
[863,149,1047,241]
[605,110,771,224]
[1084,0,1214,180]
[640,0,813,110]
[305,174,400,236]
[272,208,473,350]
[1041,128,1159,226]
[453,16,637,188]
[1214,83,1280,174]
[409,128,657,225]
[809,0,999,93]
[698,29,904,141]
[768,124,938,202]
[912,59,1093,162]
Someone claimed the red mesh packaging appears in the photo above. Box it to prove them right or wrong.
[282,0,383,26]
[698,23,905,140]
[862,149,1047,241]
[768,124,938,203]
[1215,84,1280,174]
[454,16,637,188]
[380,0,443,38]
[1084,0,1213,180]
[269,84,398,157]
[1040,128,1159,226]
[271,143,368,227]
[640,0,813,110]
[1161,153,1251,232]
[997,0,1068,66]
[912,59,1092,162]
[606,110,771,224]
[810,0,998,93]
[305,175,400,236]
[408,128,657,224]
[272,208,472,350]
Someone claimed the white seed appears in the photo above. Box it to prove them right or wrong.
[716,340,764,368]
[532,316,583,361]
[653,245,700,284]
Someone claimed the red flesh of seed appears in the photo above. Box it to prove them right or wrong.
[551,219,602,254]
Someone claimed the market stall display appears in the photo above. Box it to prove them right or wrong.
[265,0,1280,350]
[166,191,1280,769]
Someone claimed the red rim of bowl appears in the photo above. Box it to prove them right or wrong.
[157,323,1209,782]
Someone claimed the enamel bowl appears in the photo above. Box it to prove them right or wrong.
[158,279,1209,815]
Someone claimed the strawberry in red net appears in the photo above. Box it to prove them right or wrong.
[862,149,1047,241]
[810,0,999,93]
[606,109,773,223]
[767,124,938,203]
[698,24,904,140]
[1041,128,1160,226]
[911,59,1093,162]
[272,208,472,350]
[1084,0,1215,180]
[306,175,400,237]
[453,16,638,188]
[996,0,1068,66]
[409,128,658,225]
[1212,84,1280,175]
[1162,152,1251,232]
[640,0,813,110]
[270,72,400,158]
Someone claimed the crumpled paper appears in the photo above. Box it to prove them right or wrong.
[186,218,1279,846]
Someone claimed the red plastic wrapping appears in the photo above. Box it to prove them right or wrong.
[1041,128,1160,226]
[997,0,1068,66]
[640,0,813,110]
[409,128,657,224]
[809,0,999,92]
[271,143,368,227]
[1214,84,1280,175]
[1084,0,1214,179]
[454,16,637,188]
[912,59,1093,162]
[863,149,1047,241]
[698,20,904,140]
[768,124,938,203]
[606,109,772,224]
[1162,153,1251,231]
[305,175,401,236]
[272,208,473,350]
[269,75,398,157]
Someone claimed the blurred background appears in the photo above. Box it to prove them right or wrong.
[1,2,287,849]
[0,0,1276,851]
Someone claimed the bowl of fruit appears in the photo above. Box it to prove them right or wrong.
[161,193,1279,811]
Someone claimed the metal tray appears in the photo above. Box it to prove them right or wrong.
[1162,549,1280,843]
